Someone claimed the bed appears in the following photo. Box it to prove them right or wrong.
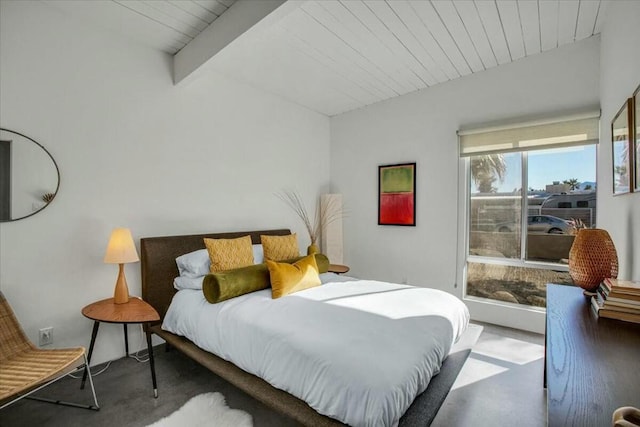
[141,229,475,426]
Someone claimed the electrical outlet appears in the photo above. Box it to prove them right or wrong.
[39,327,53,346]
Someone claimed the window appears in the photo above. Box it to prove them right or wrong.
[460,112,599,307]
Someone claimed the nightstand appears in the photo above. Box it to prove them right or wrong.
[80,296,160,397]
[328,264,350,274]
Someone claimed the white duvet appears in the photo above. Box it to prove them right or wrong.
[162,275,469,427]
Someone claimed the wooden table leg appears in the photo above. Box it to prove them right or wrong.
[123,324,129,357]
[81,321,100,390]
[145,326,158,398]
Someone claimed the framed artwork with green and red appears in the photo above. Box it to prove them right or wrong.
[378,162,416,226]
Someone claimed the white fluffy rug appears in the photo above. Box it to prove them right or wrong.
[147,393,253,427]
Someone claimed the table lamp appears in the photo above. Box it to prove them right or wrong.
[104,228,139,304]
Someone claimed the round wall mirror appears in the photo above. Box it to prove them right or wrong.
[0,128,60,222]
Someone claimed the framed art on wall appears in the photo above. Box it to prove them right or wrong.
[378,162,416,226]
[634,85,639,192]
[611,99,633,195]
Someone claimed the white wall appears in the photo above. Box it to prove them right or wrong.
[0,1,330,364]
[330,36,600,332]
[598,0,640,282]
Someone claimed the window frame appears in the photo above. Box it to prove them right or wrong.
[457,112,600,311]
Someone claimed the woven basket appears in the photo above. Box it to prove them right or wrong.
[569,229,618,291]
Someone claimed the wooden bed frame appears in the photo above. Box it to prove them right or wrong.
[140,229,472,426]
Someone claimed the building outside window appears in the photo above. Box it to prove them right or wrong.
[459,112,599,308]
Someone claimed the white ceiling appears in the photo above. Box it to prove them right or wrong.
[44,0,608,116]
[44,0,236,54]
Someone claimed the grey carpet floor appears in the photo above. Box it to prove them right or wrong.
[0,322,546,426]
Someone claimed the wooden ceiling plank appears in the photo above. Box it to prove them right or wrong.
[517,0,540,56]
[319,1,424,93]
[302,1,420,95]
[365,0,440,86]
[390,1,460,80]
[115,0,201,38]
[539,0,559,51]
[168,1,218,24]
[411,0,472,76]
[193,0,230,16]
[329,1,433,93]
[215,0,235,9]
[209,24,366,115]
[282,24,387,103]
[341,0,438,91]
[46,0,191,54]
[321,0,427,92]
[430,0,485,73]
[473,0,511,65]
[575,0,599,40]
[292,7,402,98]
[274,26,385,105]
[358,0,434,87]
[392,1,459,81]
[557,0,579,46]
[142,1,210,32]
[496,0,525,60]
[281,8,398,99]
[341,0,438,92]
[453,0,498,70]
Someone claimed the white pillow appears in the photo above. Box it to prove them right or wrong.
[175,249,210,278]
[173,276,205,291]
[252,244,264,264]
[176,245,264,278]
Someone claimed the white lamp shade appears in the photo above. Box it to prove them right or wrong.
[104,228,139,264]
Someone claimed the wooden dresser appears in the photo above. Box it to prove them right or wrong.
[546,284,640,426]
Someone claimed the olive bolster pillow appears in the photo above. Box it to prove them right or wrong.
[203,253,329,304]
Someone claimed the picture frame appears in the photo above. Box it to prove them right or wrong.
[633,84,639,192]
[611,98,633,195]
[378,162,416,226]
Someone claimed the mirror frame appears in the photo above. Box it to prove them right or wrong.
[0,128,60,222]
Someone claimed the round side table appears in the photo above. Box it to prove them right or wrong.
[81,297,160,397]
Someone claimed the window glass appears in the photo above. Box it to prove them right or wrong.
[469,153,521,259]
[466,145,596,307]
[526,145,597,261]
[466,262,573,307]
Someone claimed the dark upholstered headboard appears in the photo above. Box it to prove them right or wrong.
[140,229,291,322]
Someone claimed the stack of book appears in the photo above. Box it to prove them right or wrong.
[591,278,640,323]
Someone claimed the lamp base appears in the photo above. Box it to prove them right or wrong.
[113,264,130,304]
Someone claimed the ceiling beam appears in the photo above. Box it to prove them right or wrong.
[173,0,302,85]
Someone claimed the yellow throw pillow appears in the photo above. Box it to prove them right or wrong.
[261,233,299,261]
[204,235,254,273]
[267,254,321,299]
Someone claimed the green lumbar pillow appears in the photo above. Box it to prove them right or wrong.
[203,263,270,304]
[202,253,330,304]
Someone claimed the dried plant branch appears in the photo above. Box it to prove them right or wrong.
[42,192,55,203]
[277,190,346,244]
[277,190,315,241]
